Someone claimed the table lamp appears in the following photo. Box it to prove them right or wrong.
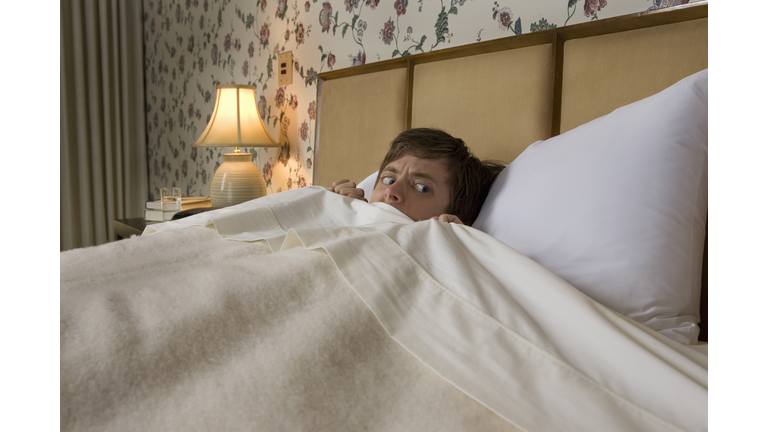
[193,84,279,207]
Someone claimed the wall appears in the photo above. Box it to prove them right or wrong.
[143,0,698,199]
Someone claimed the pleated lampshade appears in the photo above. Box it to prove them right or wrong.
[193,84,279,208]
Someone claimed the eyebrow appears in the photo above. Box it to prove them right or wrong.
[382,166,436,182]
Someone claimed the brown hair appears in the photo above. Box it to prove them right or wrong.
[376,128,505,225]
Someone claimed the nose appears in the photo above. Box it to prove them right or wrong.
[384,178,405,203]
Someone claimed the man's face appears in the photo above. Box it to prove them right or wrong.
[369,154,452,222]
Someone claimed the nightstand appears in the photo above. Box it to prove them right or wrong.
[113,218,154,240]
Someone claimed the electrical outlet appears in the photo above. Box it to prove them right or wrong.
[278,51,293,86]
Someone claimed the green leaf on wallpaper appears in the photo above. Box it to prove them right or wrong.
[448,6,458,15]
[392,49,400,58]
[321,53,327,62]
[434,8,449,46]
[318,45,323,52]
[514,17,521,35]
[416,35,427,51]
[245,13,255,29]
[492,11,498,20]
[568,0,578,8]
[307,146,312,152]
[217,9,223,27]
[205,90,212,103]
[351,15,358,30]
[342,23,349,38]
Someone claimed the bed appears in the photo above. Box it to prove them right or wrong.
[60,3,708,431]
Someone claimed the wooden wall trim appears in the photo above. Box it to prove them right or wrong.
[550,32,565,138]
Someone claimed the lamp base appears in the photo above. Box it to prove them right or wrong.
[210,152,267,208]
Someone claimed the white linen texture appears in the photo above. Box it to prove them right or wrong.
[62,187,707,431]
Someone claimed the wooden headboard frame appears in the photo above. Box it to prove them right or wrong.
[314,1,708,340]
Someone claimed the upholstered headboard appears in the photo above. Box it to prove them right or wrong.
[314,2,707,185]
[314,2,708,340]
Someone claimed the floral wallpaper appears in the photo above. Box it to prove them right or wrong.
[143,0,700,199]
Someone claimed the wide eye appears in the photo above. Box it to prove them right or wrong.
[415,183,430,193]
[381,176,395,186]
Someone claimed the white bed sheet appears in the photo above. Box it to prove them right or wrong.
[144,186,707,431]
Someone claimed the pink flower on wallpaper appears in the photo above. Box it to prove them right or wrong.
[258,96,268,120]
[242,60,249,77]
[191,147,198,161]
[150,18,156,33]
[306,158,312,169]
[181,141,186,150]
[202,169,207,185]
[497,7,513,29]
[182,159,188,176]
[199,14,204,30]
[179,54,185,71]
[297,176,307,188]
[157,0,163,14]
[345,0,359,13]
[176,4,181,22]
[188,103,195,118]
[153,112,159,128]
[248,41,255,57]
[308,101,316,120]
[262,161,273,182]
[320,2,333,33]
[259,23,270,48]
[204,0,209,11]
[381,17,395,45]
[285,176,293,190]
[178,109,184,127]
[175,169,179,181]
[351,50,366,66]
[284,29,290,41]
[224,34,232,52]
[370,0,379,9]
[305,1,311,12]
[275,87,286,108]
[211,44,218,63]
[235,38,242,51]
[187,35,195,52]
[296,23,306,45]
[198,57,204,72]
[294,60,300,71]
[186,0,192,9]
[584,0,607,17]
[394,0,407,16]
[299,120,309,141]
[277,0,288,19]
[261,0,267,12]
[165,17,171,32]
[327,53,336,69]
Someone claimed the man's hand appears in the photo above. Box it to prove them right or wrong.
[431,214,464,225]
[330,179,368,202]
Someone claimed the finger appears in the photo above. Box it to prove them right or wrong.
[331,179,352,193]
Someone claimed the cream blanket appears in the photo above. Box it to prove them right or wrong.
[61,187,707,431]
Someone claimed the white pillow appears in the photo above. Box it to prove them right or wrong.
[358,171,379,200]
[473,69,708,345]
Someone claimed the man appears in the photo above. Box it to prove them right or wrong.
[331,128,504,226]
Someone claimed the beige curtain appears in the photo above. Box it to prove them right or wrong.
[61,0,148,251]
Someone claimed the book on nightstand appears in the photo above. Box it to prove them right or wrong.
[144,196,212,221]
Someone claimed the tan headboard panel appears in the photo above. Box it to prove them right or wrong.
[560,18,708,133]
[412,44,553,163]
[315,68,407,187]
